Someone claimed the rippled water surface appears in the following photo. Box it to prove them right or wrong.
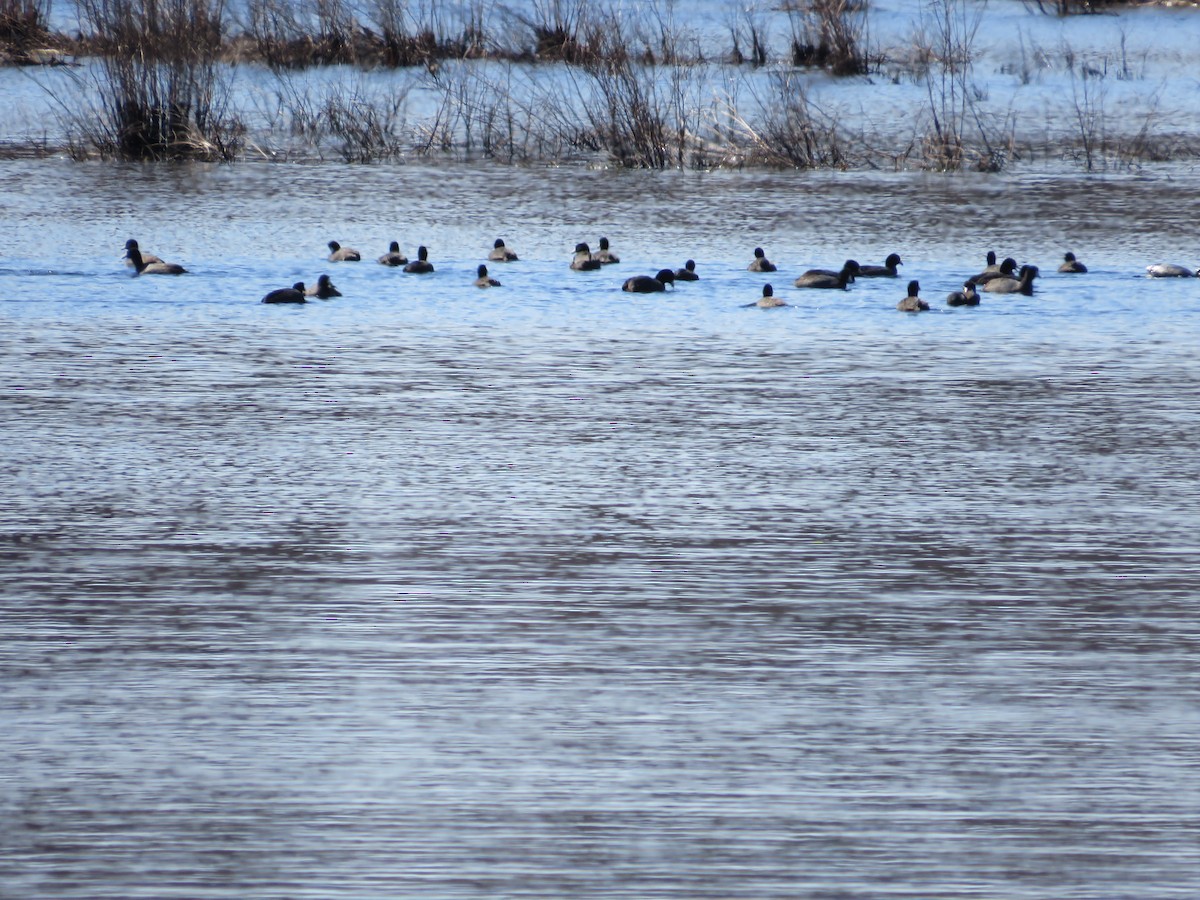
[2,160,1200,899]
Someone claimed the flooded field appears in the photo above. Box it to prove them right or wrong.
[2,158,1200,898]
[5,0,1200,168]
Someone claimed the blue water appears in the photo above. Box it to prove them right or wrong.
[2,158,1199,899]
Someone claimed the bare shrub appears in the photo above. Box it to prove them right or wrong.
[241,0,365,68]
[1068,61,1105,171]
[788,0,868,77]
[724,4,768,66]
[573,22,681,168]
[1,0,59,60]
[1109,89,1199,166]
[505,0,599,63]
[914,0,1009,171]
[719,70,850,168]
[413,61,571,162]
[267,74,411,160]
[71,0,243,159]
[323,87,407,161]
[242,0,310,69]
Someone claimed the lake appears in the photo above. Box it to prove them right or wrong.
[2,158,1199,898]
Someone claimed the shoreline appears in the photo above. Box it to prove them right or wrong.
[4,0,1199,172]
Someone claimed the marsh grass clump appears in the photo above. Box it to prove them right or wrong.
[239,0,484,70]
[788,0,868,77]
[323,89,407,161]
[266,74,411,161]
[573,24,678,168]
[1,0,69,63]
[914,0,1011,171]
[72,0,243,159]
[505,0,602,64]
[243,0,326,69]
[244,0,367,69]
[726,6,769,67]
[416,62,552,163]
[719,71,851,169]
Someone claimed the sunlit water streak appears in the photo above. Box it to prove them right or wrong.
[2,159,1199,899]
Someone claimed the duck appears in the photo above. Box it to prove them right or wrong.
[593,237,620,265]
[897,280,930,312]
[946,282,980,306]
[983,264,1038,295]
[794,260,858,289]
[1146,263,1198,278]
[674,259,699,281]
[123,239,163,268]
[306,274,341,298]
[327,241,361,262]
[857,253,903,278]
[262,282,306,304]
[622,269,675,293]
[378,241,408,266]
[968,256,1018,286]
[474,264,501,287]
[1058,252,1087,273]
[403,245,434,273]
[966,251,999,281]
[748,247,776,272]
[125,244,186,275]
[571,242,602,271]
[488,239,518,262]
[744,284,787,308]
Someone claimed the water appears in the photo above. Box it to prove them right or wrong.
[2,158,1200,898]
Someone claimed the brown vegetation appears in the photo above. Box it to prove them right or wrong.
[70,0,243,160]
[8,0,1194,171]
[788,0,869,76]
[0,0,70,63]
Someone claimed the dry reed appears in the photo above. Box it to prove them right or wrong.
[70,0,243,159]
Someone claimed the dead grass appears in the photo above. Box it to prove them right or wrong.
[68,0,243,160]
[788,0,869,76]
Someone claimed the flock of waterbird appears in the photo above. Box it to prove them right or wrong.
[120,238,1200,311]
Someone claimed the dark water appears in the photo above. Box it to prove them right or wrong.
[2,160,1199,899]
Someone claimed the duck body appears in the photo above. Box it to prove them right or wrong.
[489,239,518,262]
[125,245,185,275]
[969,257,1018,286]
[622,269,675,293]
[794,260,858,290]
[263,282,307,304]
[474,264,501,287]
[404,245,434,273]
[1146,263,1197,278]
[378,241,408,266]
[983,264,1039,295]
[744,284,787,308]
[858,253,902,278]
[328,241,361,262]
[123,239,163,268]
[306,274,341,298]
[593,237,620,265]
[748,247,776,272]
[674,259,699,281]
[946,282,980,306]
[1058,252,1087,273]
[897,280,930,312]
[571,243,602,271]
